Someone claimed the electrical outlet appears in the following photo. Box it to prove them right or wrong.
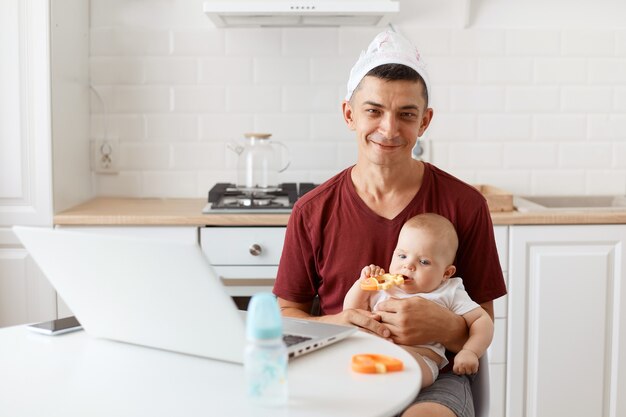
[412,138,432,162]
[92,139,119,174]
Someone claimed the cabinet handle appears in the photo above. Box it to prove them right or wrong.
[249,244,262,256]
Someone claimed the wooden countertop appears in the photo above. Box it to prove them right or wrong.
[53,197,626,226]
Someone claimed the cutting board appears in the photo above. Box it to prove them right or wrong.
[473,184,514,212]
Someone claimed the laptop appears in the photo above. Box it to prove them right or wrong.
[13,226,355,364]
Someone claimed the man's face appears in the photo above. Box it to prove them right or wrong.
[342,76,433,167]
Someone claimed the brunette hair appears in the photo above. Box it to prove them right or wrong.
[358,63,429,107]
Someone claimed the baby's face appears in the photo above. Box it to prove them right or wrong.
[388,226,455,294]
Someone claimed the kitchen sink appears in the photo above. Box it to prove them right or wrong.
[514,195,626,212]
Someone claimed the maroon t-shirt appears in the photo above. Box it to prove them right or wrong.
[273,163,507,315]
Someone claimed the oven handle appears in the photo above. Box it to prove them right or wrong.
[249,244,262,256]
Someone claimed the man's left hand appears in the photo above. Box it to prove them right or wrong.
[374,296,468,351]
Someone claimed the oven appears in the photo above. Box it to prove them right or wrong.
[200,183,315,309]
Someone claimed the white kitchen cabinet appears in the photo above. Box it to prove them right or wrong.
[507,225,626,417]
[490,225,509,417]
[0,0,90,327]
[1,0,55,327]
[200,227,286,297]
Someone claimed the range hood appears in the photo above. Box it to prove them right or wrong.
[203,1,399,27]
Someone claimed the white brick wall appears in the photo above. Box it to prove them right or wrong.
[90,1,626,197]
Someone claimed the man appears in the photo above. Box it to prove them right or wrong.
[273,30,506,417]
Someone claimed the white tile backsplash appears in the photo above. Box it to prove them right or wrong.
[588,115,626,140]
[503,144,558,169]
[450,30,506,56]
[91,114,145,142]
[426,114,476,141]
[533,58,587,84]
[588,59,626,84]
[227,86,281,113]
[172,86,225,113]
[254,57,309,84]
[585,170,626,194]
[253,114,310,141]
[145,114,198,141]
[450,86,506,112]
[531,170,586,194]
[224,29,282,56]
[93,171,142,196]
[506,86,560,112]
[120,143,170,170]
[615,87,626,111]
[114,86,170,113]
[142,171,197,198]
[171,143,226,169]
[478,58,532,84]
[144,58,197,84]
[558,143,613,168]
[90,57,144,84]
[171,30,224,56]
[614,144,626,168]
[428,57,477,84]
[91,28,170,56]
[533,115,587,141]
[199,114,254,141]
[283,29,339,56]
[562,30,615,57]
[199,57,252,85]
[282,85,339,113]
[506,30,561,56]
[561,87,613,113]
[617,31,626,55]
[90,1,626,197]
[448,143,503,169]
[477,115,532,141]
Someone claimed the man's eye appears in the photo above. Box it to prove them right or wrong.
[401,112,418,119]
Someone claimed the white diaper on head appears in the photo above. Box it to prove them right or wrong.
[345,30,431,101]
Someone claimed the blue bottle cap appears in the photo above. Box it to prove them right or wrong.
[246,293,283,340]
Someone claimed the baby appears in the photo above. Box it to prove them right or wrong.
[343,213,494,388]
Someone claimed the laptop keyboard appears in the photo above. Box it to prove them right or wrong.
[282,334,312,347]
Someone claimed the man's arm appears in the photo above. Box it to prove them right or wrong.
[375,298,494,353]
[277,296,391,339]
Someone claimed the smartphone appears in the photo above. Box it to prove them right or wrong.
[27,316,82,336]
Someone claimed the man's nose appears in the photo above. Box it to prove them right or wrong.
[379,114,399,138]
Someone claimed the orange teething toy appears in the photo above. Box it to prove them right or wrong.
[351,354,404,374]
[360,273,405,291]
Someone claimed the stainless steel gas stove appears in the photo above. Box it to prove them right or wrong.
[202,182,316,214]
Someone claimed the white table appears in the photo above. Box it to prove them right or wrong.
[0,326,421,417]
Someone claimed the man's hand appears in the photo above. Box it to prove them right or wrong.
[374,296,468,351]
[278,297,391,340]
[322,308,391,339]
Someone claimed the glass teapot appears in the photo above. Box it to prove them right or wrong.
[228,133,290,191]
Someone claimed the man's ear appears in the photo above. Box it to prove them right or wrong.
[417,107,434,137]
[443,264,456,281]
[342,100,356,131]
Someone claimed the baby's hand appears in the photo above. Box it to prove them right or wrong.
[360,264,385,280]
[453,349,479,375]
